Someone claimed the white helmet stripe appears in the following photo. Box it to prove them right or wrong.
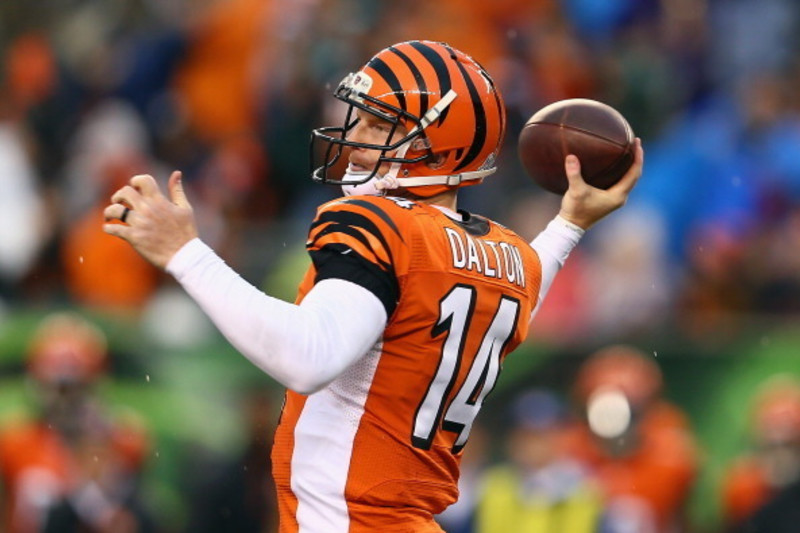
[407,90,458,136]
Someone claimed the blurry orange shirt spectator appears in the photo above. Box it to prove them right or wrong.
[63,205,161,311]
[563,345,699,533]
[174,0,271,142]
[5,32,57,112]
[722,458,771,525]
[720,376,800,527]
[563,402,698,531]
[0,313,151,533]
[383,0,506,69]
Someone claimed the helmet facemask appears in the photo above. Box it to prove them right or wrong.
[310,72,434,189]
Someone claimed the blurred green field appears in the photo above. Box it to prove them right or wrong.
[2,309,799,531]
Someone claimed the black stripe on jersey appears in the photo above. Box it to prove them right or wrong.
[367,57,406,112]
[310,211,395,271]
[316,223,394,271]
[409,41,452,125]
[447,45,486,172]
[311,245,400,318]
[340,198,404,242]
[389,45,429,117]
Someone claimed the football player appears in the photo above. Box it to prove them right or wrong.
[103,40,643,532]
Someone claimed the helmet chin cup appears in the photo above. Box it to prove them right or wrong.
[342,179,384,197]
[340,168,378,195]
[341,173,401,197]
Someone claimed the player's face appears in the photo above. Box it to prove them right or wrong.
[347,109,408,176]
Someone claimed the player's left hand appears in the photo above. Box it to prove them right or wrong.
[103,171,197,270]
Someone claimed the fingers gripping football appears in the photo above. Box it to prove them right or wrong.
[558,138,644,230]
[103,171,198,270]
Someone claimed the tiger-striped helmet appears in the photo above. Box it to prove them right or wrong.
[311,40,506,198]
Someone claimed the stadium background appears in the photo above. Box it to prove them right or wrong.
[1,0,800,531]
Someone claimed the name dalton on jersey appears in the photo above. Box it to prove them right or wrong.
[444,227,526,288]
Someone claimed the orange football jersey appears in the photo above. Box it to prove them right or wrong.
[272,196,542,532]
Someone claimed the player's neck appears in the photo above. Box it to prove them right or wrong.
[416,190,458,211]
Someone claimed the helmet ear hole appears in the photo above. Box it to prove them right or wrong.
[427,152,448,170]
[410,137,431,151]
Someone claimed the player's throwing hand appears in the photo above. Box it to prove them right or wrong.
[558,138,644,230]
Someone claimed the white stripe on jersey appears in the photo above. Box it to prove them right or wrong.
[292,342,384,532]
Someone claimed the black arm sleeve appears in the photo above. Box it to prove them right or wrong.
[310,246,399,318]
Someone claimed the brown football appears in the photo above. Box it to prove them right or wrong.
[518,98,635,195]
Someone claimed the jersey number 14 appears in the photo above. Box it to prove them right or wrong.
[412,284,520,453]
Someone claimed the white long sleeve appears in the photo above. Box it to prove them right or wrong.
[166,239,387,394]
[528,215,585,317]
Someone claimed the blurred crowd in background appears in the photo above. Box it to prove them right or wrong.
[2,0,800,337]
[2,0,800,531]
